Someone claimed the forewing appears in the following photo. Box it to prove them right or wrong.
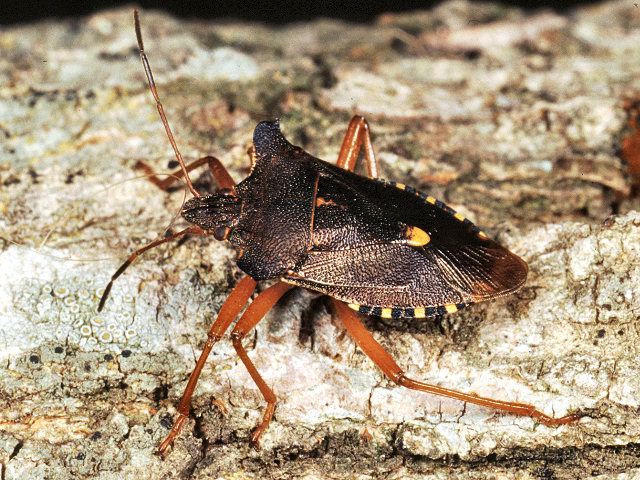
[285,167,527,312]
[286,240,526,308]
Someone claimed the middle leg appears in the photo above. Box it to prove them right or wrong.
[230,282,295,447]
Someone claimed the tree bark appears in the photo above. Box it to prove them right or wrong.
[1,3,639,479]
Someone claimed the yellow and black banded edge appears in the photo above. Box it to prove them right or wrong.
[384,180,488,239]
[347,302,471,319]
[339,180,487,318]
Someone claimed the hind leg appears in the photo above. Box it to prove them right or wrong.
[336,115,378,178]
[332,299,579,426]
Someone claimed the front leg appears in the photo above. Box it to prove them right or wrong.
[157,275,258,456]
[134,155,236,192]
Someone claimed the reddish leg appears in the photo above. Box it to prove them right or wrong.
[230,282,295,447]
[134,155,236,192]
[336,115,379,178]
[134,10,237,195]
[157,275,258,456]
[100,12,241,311]
[134,10,201,197]
[332,300,579,426]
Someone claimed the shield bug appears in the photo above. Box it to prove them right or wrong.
[99,10,579,456]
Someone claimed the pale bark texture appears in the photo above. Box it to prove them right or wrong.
[1,2,639,479]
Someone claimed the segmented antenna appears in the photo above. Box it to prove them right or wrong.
[133,9,201,198]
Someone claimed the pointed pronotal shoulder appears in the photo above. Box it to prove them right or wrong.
[252,120,297,159]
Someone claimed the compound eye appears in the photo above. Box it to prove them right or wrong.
[219,187,235,196]
[213,226,230,241]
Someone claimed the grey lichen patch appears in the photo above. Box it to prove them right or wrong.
[1,2,640,479]
[0,246,167,353]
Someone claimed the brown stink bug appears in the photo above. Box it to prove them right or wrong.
[98,10,579,456]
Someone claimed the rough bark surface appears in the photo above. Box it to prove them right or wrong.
[1,2,639,479]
